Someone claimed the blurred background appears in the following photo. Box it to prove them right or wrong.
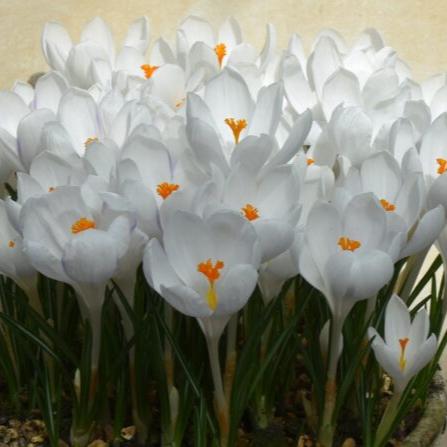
[0,0,446,88]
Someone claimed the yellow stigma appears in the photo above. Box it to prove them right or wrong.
[436,158,447,175]
[8,240,15,248]
[84,137,98,148]
[141,64,159,79]
[338,236,361,252]
[224,118,247,144]
[71,217,96,234]
[156,182,180,200]
[214,43,227,67]
[241,203,260,221]
[380,199,396,212]
[197,259,224,311]
[399,337,409,371]
[307,158,315,166]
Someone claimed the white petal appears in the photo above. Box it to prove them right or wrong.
[62,229,118,284]
[34,72,68,114]
[179,16,215,48]
[248,82,283,137]
[59,88,102,156]
[124,16,150,54]
[81,17,115,62]
[322,68,361,120]
[17,109,56,170]
[215,264,258,316]
[0,91,29,136]
[41,21,72,72]
[401,205,445,258]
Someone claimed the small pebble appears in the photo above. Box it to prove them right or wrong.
[120,425,136,441]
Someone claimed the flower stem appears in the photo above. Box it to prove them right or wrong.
[373,391,401,447]
[206,335,229,447]
[224,314,238,401]
[318,318,343,447]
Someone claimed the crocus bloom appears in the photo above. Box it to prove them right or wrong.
[368,294,437,392]
[143,209,260,339]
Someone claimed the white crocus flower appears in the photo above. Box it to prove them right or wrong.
[336,151,445,261]
[143,209,260,445]
[221,163,300,262]
[368,294,437,393]
[42,17,150,89]
[20,186,133,368]
[300,193,395,321]
[0,201,37,297]
[300,192,395,447]
[143,209,260,338]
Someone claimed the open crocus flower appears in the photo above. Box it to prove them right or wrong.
[143,209,260,339]
[0,200,37,297]
[20,185,134,367]
[42,16,150,89]
[299,193,395,321]
[221,163,301,262]
[368,294,437,393]
[335,151,445,261]
[186,68,284,159]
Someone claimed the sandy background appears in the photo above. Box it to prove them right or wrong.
[0,0,447,88]
[0,0,446,440]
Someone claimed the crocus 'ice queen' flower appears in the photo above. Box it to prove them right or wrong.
[143,209,261,446]
[368,294,437,447]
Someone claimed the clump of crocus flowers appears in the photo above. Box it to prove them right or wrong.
[0,14,446,447]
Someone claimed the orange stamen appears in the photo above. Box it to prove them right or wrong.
[380,199,396,212]
[141,64,159,79]
[214,43,227,67]
[8,240,15,248]
[307,158,315,166]
[241,204,260,221]
[399,337,409,371]
[197,259,225,311]
[175,97,186,109]
[48,187,55,192]
[84,137,98,148]
[224,118,247,144]
[338,236,361,252]
[71,217,96,234]
[436,158,447,175]
[156,182,180,200]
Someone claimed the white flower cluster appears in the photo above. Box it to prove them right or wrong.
[0,16,445,379]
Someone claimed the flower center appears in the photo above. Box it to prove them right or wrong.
[380,199,396,212]
[175,97,186,109]
[338,236,361,252]
[8,240,15,248]
[48,187,55,192]
[437,158,447,175]
[399,337,409,371]
[71,217,96,234]
[141,64,159,79]
[156,182,179,200]
[197,259,225,311]
[241,203,260,221]
[214,43,227,67]
[224,118,247,144]
[84,137,98,148]
[307,158,315,166]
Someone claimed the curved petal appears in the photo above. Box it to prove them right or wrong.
[41,21,72,72]
[401,205,445,258]
[124,16,150,54]
[62,229,118,284]
[81,16,115,62]
[253,218,294,262]
[0,91,29,137]
[17,109,57,169]
[215,264,258,316]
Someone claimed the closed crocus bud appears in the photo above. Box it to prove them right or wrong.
[368,294,437,393]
